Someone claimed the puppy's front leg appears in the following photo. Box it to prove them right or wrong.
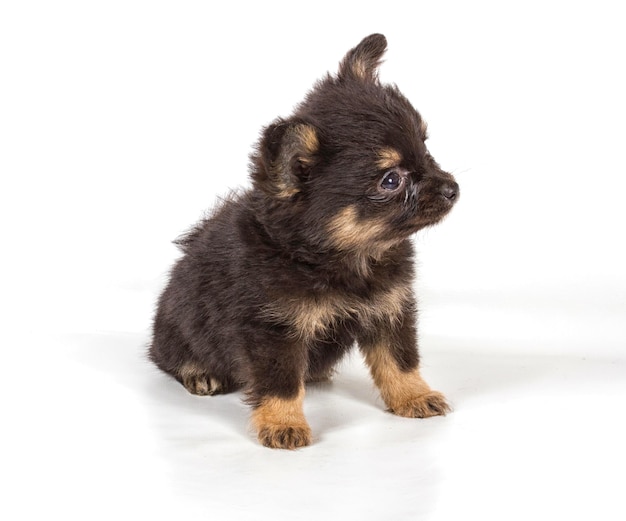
[247,339,312,449]
[359,317,450,418]
[251,385,311,449]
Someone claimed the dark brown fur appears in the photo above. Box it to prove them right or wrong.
[149,34,459,449]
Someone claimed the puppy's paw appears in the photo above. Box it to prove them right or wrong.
[257,423,312,450]
[182,374,222,396]
[251,389,312,449]
[179,361,223,396]
[389,390,451,418]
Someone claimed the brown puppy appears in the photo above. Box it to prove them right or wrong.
[149,34,459,449]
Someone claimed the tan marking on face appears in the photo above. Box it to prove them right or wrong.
[251,386,312,449]
[363,346,450,418]
[376,147,402,169]
[327,205,388,252]
[326,205,403,277]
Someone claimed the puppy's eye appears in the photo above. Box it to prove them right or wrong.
[380,170,403,191]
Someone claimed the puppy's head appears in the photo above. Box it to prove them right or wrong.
[251,34,459,255]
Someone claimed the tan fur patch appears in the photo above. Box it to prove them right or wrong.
[282,296,339,342]
[294,124,319,157]
[275,183,300,199]
[327,205,386,251]
[351,59,368,80]
[364,346,450,418]
[179,361,204,379]
[262,283,412,344]
[272,124,318,198]
[251,386,312,449]
[326,205,402,277]
[376,147,402,169]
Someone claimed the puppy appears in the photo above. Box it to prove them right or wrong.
[149,34,459,449]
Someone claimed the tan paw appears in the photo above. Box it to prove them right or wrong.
[251,387,311,449]
[257,423,312,450]
[389,390,451,418]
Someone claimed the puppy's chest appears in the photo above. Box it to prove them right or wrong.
[263,282,412,342]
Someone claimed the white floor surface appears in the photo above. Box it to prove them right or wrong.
[4,288,625,521]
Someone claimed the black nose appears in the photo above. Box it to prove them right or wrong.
[440,182,459,201]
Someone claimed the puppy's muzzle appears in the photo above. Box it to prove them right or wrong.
[439,181,459,203]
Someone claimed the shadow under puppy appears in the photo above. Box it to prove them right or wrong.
[150,34,459,449]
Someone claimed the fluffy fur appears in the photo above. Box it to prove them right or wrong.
[149,34,459,449]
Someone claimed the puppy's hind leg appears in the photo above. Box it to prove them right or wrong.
[150,312,225,396]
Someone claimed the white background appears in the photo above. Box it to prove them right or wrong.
[2,1,625,520]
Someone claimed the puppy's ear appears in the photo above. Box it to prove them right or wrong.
[338,33,387,82]
[253,118,319,198]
